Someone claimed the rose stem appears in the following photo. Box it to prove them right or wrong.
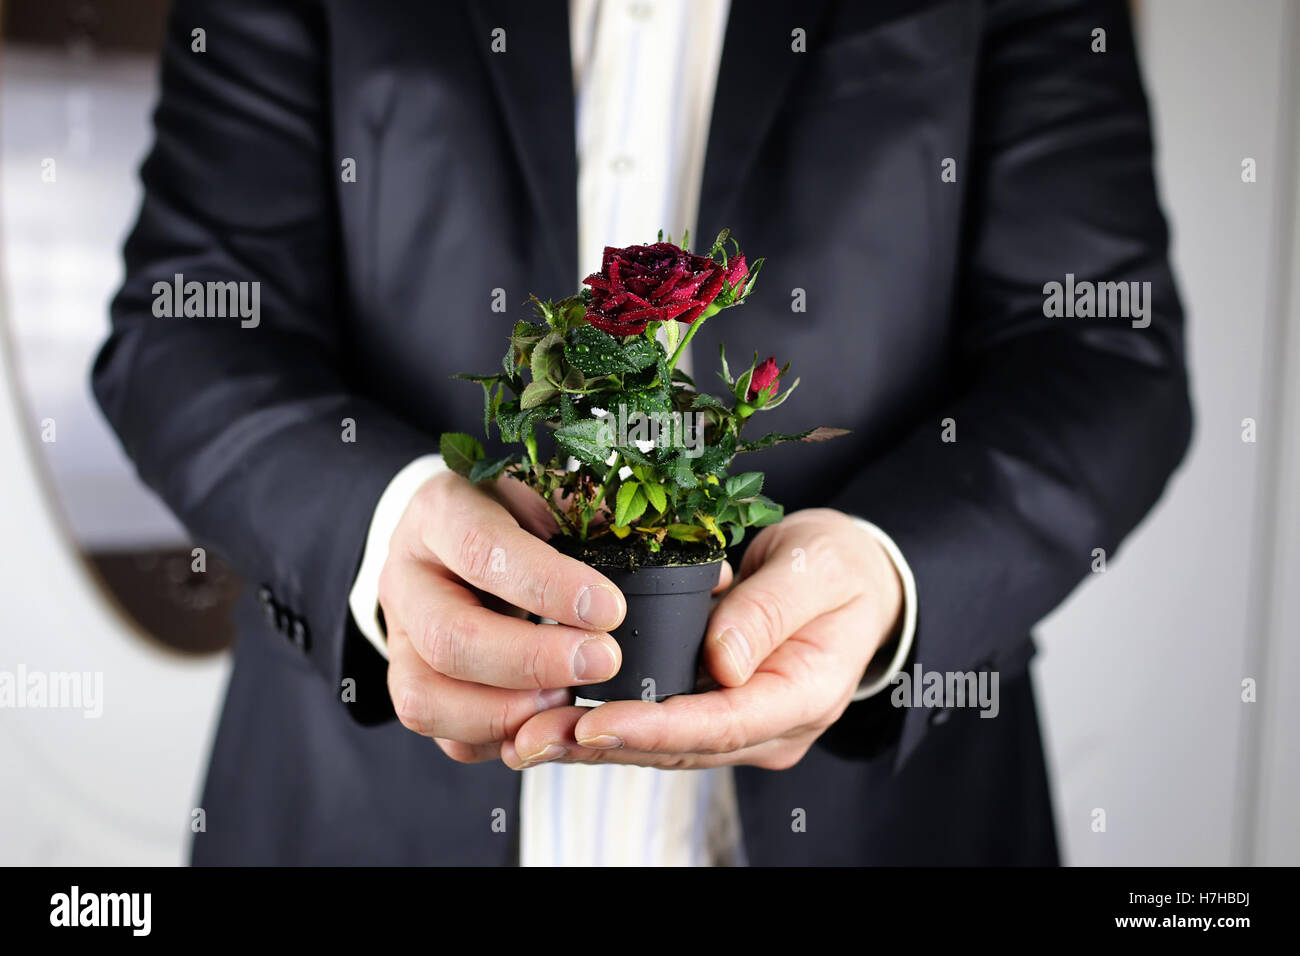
[541,484,576,536]
[581,453,622,539]
[667,313,710,372]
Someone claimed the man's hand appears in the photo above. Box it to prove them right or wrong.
[379,471,634,763]
[502,509,903,770]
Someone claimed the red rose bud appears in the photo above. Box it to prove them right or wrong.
[723,253,748,296]
[747,356,780,402]
[582,242,726,335]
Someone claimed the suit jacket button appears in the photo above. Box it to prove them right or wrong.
[290,617,311,652]
[257,585,274,607]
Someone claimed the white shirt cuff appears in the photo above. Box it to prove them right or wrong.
[849,518,918,702]
[347,453,448,661]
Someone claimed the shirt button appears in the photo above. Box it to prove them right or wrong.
[610,155,635,175]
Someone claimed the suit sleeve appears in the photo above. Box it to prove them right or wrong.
[92,0,435,722]
[820,0,1193,767]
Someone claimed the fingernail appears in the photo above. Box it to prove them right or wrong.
[718,627,752,675]
[535,688,571,711]
[576,584,622,629]
[577,734,623,750]
[573,639,618,682]
[519,744,566,767]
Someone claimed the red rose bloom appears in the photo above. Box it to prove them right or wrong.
[583,242,726,336]
[747,356,780,401]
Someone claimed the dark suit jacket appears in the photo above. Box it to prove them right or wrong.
[93,0,1192,864]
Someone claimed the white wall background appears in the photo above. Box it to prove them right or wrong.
[1,0,1296,865]
[0,50,228,866]
[1034,0,1299,866]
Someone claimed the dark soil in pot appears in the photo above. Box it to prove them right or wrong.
[554,535,724,702]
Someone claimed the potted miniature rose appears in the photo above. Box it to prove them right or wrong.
[440,230,845,701]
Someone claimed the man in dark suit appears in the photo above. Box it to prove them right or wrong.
[94,0,1191,864]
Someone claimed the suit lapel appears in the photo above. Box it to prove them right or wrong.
[467,0,578,283]
[698,0,832,239]
[465,0,833,278]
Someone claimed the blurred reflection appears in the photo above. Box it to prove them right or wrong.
[2,0,238,652]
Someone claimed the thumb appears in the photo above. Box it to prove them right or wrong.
[702,552,838,687]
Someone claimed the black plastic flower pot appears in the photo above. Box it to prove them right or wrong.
[575,558,723,703]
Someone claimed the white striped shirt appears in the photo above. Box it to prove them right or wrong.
[348,0,918,867]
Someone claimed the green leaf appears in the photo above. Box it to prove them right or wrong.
[440,433,484,479]
[559,393,578,427]
[616,444,656,468]
[512,319,547,342]
[614,482,648,527]
[685,487,713,514]
[691,392,730,413]
[734,364,755,402]
[498,403,556,442]
[453,372,503,384]
[693,432,737,475]
[666,523,709,542]
[555,295,588,331]
[697,512,726,546]
[610,388,672,421]
[725,472,764,500]
[457,377,503,434]
[759,376,799,410]
[656,356,672,393]
[671,367,696,388]
[739,257,765,300]
[727,523,746,546]
[743,499,784,527]
[531,331,565,385]
[554,418,614,466]
[469,455,514,483]
[622,336,661,372]
[663,315,681,356]
[715,502,741,526]
[666,453,700,489]
[737,426,851,452]
[505,321,546,375]
[557,364,587,392]
[642,480,668,514]
[531,296,557,328]
[520,380,560,409]
[565,325,631,376]
[494,399,521,438]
